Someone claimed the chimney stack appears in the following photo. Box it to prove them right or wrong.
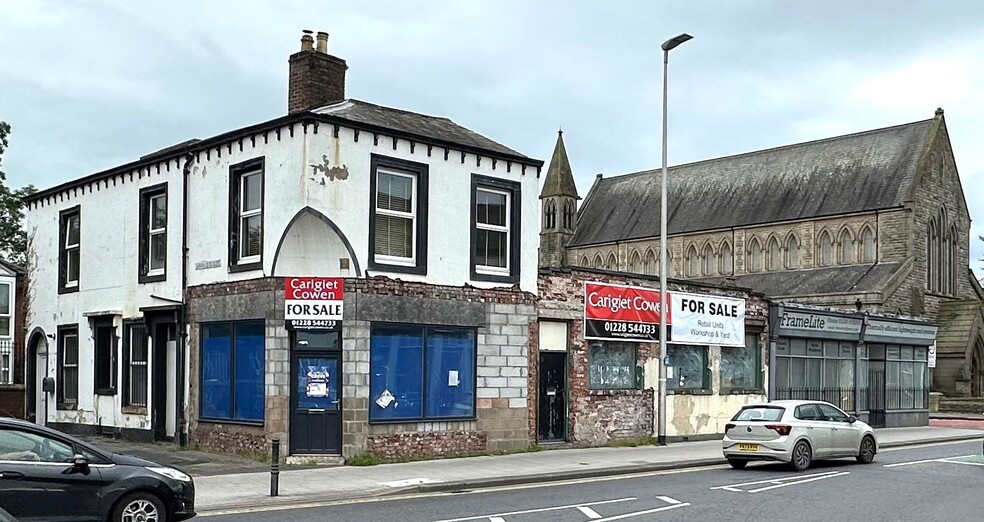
[288,30,348,114]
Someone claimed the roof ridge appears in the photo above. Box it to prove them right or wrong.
[607,117,936,182]
[346,98,454,123]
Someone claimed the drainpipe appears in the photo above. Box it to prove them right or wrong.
[177,152,195,447]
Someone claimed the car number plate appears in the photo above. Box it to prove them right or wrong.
[738,443,759,451]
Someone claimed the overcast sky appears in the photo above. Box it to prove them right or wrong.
[2,0,982,277]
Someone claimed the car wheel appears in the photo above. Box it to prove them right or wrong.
[728,459,748,469]
[856,435,876,464]
[790,440,812,472]
[112,492,166,522]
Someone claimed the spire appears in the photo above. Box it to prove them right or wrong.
[539,129,580,200]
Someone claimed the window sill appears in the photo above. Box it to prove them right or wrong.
[197,417,264,427]
[229,261,263,274]
[56,403,78,411]
[722,389,766,395]
[368,416,477,425]
[471,270,520,285]
[94,388,117,396]
[58,285,80,295]
[368,260,427,276]
[121,406,148,415]
[667,389,713,396]
[138,272,167,284]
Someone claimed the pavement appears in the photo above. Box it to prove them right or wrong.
[202,439,984,522]
[80,435,269,476]
[188,425,984,515]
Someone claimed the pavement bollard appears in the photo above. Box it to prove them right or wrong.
[270,438,280,497]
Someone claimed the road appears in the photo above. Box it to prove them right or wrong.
[200,440,984,522]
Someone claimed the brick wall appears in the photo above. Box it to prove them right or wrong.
[287,48,347,114]
[367,431,487,460]
[191,421,266,457]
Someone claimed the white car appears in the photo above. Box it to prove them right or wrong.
[722,400,878,471]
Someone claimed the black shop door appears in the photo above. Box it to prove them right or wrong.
[290,331,342,454]
[538,351,567,442]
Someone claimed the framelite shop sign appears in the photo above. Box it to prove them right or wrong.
[284,277,344,330]
[584,282,670,342]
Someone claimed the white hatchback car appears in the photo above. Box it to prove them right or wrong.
[722,400,878,471]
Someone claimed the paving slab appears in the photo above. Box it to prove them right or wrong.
[81,435,270,476]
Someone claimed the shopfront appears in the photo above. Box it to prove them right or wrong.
[768,304,937,427]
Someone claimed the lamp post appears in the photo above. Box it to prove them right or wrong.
[658,32,692,446]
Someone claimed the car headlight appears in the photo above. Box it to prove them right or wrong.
[147,466,192,482]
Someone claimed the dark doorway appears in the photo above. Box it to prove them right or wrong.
[25,332,43,424]
[290,330,343,454]
[538,351,567,442]
[151,322,176,441]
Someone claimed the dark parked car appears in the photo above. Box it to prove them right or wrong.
[0,417,195,521]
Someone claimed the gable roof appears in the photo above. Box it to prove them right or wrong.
[935,300,984,355]
[26,99,540,205]
[697,263,904,298]
[570,116,937,247]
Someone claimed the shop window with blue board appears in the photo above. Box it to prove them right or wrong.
[200,320,265,423]
[370,323,476,422]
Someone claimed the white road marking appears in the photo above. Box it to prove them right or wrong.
[746,471,850,493]
[938,458,984,467]
[434,497,637,522]
[593,503,691,521]
[710,470,843,490]
[883,455,975,468]
[577,506,603,519]
[488,518,505,522]
[656,496,682,505]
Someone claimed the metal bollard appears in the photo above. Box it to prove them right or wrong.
[270,438,280,497]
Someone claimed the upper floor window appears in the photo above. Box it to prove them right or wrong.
[543,200,556,230]
[927,208,957,295]
[686,245,700,277]
[628,250,642,273]
[471,175,521,283]
[563,201,575,230]
[369,155,428,275]
[766,237,782,271]
[701,243,715,276]
[837,228,855,265]
[747,237,763,272]
[606,252,618,271]
[645,249,658,276]
[139,184,167,283]
[0,282,9,337]
[58,206,80,293]
[720,241,733,275]
[228,158,264,272]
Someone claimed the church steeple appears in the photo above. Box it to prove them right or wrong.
[539,129,581,268]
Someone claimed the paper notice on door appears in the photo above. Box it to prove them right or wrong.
[666,366,674,379]
[305,367,329,398]
[448,370,460,387]
[376,389,395,409]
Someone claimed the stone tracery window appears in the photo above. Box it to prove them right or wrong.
[860,226,876,264]
[686,245,700,277]
[628,250,642,273]
[766,236,782,271]
[927,208,957,295]
[719,241,733,275]
[817,230,833,267]
[701,243,715,276]
[786,234,800,269]
[645,249,658,276]
[747,237,763,272]
[837,228,855,265]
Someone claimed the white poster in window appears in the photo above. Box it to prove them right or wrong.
[670,292,745,346]
[928,342,937,368]
[448,370,460,387]
[376,389,395,409]
[305,367,329,398]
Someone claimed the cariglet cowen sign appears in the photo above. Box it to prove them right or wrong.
[285,277,343,330]
[583,282,670,342]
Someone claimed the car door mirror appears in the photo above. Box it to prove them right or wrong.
[847,415,857,424]
[72,454,89,469]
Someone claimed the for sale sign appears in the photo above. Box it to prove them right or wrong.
[583,282,671,342]
[285,277,343,330]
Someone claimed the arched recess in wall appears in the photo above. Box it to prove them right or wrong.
[686,244,700,277]
[785,233,800,269]
[719,240,733,275]
[747,236,763,272]
[817,229,833,267]
[606,252,618,271]
[859,224,876,264]
[766,235,782,271]
[645,248,658,276]
[272,206,363,277]
[837,226,855,265]
[628,249,643,273]
[593,254,604,269]
[701,242,715,276]
[580,255,590,267]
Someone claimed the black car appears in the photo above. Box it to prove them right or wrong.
[0,417,195,521]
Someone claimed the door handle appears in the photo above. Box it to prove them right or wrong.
[0,471,25,480]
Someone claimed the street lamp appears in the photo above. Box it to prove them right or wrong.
[658,32,692,447]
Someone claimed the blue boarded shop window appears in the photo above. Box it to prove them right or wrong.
[370,324,476,422]
[200,320,265,423]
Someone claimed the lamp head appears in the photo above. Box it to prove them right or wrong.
[661,33,693,52]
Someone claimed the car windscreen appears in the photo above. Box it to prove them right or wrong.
[732,406,785,422]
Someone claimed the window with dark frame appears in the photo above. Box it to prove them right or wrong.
[93,318,118,395]
[138,184,167,282]
[470,175,521,283]
[369,323,476,422]
[200,320,265,423]
[667,345,710,391]
[228,159,264,272]
[57,325,79,408]
[368,155,428,274]
[123,323,148,408]
[58,206,81,292]
[0,282,10,337]
[587,341,637,390]
[720,334,762,391]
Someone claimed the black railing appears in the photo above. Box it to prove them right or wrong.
[775,386,930,412]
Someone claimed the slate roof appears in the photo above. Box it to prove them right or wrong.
[315,99,530,159]
[935,300,984,355]
[696,263,904,298]
[570,117,937,247]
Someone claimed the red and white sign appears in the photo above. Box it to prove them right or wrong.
[584,282,671,342]
[285,277,344,326]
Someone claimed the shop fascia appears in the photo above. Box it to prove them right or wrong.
[769,303,939,346]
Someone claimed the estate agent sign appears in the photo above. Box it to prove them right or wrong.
[285,277,344,330]
[670,292,745,347]
[584,282,669,342]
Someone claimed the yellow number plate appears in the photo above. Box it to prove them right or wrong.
[738,443,759,451]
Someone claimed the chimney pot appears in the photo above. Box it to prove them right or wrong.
[300,30,314,51]
[316,32,329,53]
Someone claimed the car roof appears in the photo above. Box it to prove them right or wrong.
[0,416,112,460]
[740,400,835,408]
